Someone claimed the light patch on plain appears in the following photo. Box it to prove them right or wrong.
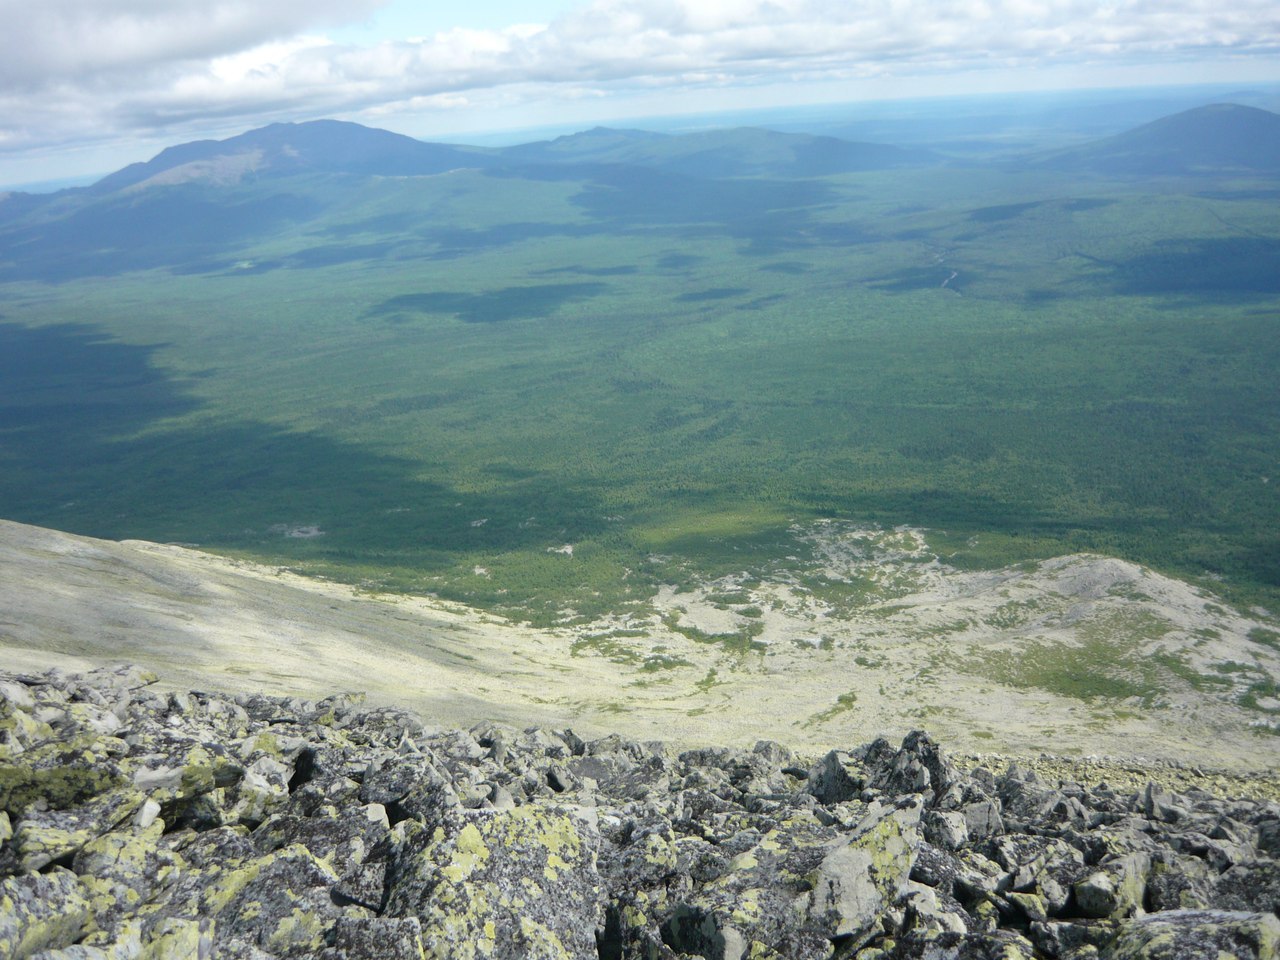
[269,524,325,539]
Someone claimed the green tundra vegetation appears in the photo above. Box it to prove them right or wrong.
[0,103,1277,626]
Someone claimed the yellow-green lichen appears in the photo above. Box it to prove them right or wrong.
[731,888,763,925]
[441,823,491,883]
[139,919,209,960]
[265,908,327,953]
[544,853,570,881]
[248,731,280,757]
[198,859,265,916]
[518,916,570,956]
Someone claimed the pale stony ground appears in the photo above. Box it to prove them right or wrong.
[2,517,1278,773]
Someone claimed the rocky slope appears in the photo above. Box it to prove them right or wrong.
[2,665,1279,959]
[3,519,1278,769]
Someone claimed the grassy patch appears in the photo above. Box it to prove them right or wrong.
[973,610,1187,702]
[640,653,695,672]
[1151,653,1234,691]
[661,612,766,654]
[802,691,860,728]
[1240,678,1280,713]
[695,668,720,693]
[570,632,644,665]
[1249,627,1280,653]
[973,636,1161,703]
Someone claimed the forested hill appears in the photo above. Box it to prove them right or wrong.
[1033,103,1280,175]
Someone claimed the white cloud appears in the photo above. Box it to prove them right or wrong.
[1,0,1278,164]
[208,36,336,85]
[0,0,384,86]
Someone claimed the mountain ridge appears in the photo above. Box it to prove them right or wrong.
[3,100,1275,206]
[1033,102,1280,174]
[74,119,941,196]
[1,103,1274,282]
[88,119,498,194]
[0,117,943,280]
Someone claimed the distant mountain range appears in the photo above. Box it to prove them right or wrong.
[84,120,940,194]
[60,101,1280,196]
[501,125,940,177]
[0,120,944,281]
[4,101,1275,204]
[0,103,1276,282]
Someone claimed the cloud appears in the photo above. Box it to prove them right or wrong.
[0,0,383,87]
[1,0,1278,158]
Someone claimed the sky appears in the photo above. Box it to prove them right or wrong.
[1,0,1278,187]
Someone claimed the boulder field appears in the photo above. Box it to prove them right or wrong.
[1,664,1278,959]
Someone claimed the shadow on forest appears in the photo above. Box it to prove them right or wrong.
[676,288,749,302]
[1110,237,1280,298]
[0,322,610,561]
[368,283,609,323]
[0,191,320,282]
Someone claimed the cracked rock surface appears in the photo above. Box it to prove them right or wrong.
[1,665,1278,959]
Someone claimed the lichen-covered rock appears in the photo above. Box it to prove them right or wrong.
[0,734,127,817]
[0,870,93,959]
[324,916,425,960]
[181,843,347,958]
[887,928,1039,959]
[866,732,961,809]
[924,811,970,852]
[901,881,969,940]
[224,754,293,828]
[13,787,144,871]
[806,750,863,806]
[1144,851,1213,912]
[961,801,1004,840]
[385,805,601,959]
[2,664,1280,960]
[252,804,388,865]
[662,820,839,958]
[1074,852,1151,920]
[1028,917,1119,958]
[137,918,215,960]
[1213,861,1280,917]
[72,819,179,935]
[129,732,246,803]
[810,799,922,942]
[1102,909,1280,960]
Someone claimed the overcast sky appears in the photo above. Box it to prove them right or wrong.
[2,0,1278,187]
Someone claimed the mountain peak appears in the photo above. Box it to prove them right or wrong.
[90,119,493,193]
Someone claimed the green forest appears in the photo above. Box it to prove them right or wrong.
[1,112,1277,625]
